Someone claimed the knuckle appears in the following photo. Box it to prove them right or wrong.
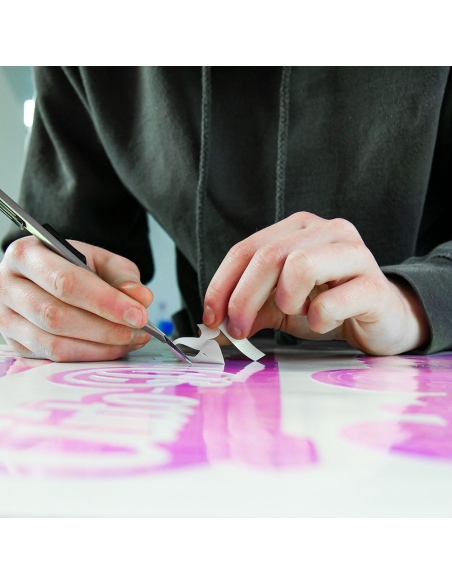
[44,335,66,362]
[205,280,223,304]
[5,237,29,264]
[290,249,315,281]
[51,269,76,300]
[253,244,284,272]
[290,211,318,227]
[228,240,254,263]
[308,296,334,332]
[330,217,358,238]
[41,302,65,332]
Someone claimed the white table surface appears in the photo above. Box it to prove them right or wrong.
[0,339,451,517]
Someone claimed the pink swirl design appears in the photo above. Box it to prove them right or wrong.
[312,354,452,461]
[0,357,317,478]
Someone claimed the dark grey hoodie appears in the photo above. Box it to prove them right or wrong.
[3,66,452,353]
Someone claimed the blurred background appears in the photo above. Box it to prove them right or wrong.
[0,66,181,341]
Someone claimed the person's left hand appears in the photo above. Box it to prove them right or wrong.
[202,212,430,355]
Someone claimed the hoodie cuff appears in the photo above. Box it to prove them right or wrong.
[382,254,452,355]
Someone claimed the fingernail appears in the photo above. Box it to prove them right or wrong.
[228,324,242,339]
[203,305,215,326]
[130,329,151,344]
[124,307,144,328]
[120,281,140,291]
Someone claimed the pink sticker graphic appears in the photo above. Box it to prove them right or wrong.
[0,357,15,378]
[0,357,317,478]
[0,349,51,378]
[312,354,452,462]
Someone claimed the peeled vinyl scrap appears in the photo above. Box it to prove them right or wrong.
[173,317,265,364]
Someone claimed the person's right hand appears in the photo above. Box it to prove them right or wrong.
[0,236,154,362]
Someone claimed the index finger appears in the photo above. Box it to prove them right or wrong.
[8,238,149,329]
[68,240,154,308]
[203,212,322,327]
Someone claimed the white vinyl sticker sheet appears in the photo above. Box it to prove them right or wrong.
[218,317,265,361]
[0,339,451,517]
[174,318,265,364]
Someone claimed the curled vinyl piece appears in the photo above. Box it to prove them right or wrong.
[173,324,224,364]
[173,318,265,364]
[218,317,265,361]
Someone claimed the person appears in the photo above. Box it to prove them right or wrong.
[0,66,451,362]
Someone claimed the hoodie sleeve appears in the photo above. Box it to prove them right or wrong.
[382,242,452,354]
[1,66,154,284]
